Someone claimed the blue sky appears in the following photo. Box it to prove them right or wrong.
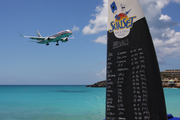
[0,0,180,85]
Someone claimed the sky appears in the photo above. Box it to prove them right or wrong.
[0,0,180,85]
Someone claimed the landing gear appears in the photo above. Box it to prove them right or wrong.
[56,41,59,46]
[46,43,49,46]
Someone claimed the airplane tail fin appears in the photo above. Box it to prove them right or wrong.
[36,30,42,37]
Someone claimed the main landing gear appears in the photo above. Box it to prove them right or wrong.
[45,41,59,46]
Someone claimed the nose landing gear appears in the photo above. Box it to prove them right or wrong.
[56,41,59,46]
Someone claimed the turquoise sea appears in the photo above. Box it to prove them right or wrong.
[0,85,180,120]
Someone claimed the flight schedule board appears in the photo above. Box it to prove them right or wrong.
[106,0,167,120]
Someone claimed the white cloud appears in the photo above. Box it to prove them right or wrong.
[93,35,107,44]
[82,0,108,34]
[139,0,177,28]
[96,67,106,79]
[83,0,180,64]
[162,28,175,38]
[159,14,172,21]
[72,25,80,32]
[154,29,180,61]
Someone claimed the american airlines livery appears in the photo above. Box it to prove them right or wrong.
[20,30,73,46]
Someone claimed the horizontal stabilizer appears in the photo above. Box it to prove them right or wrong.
[68,35,74,39]
[20,33,24,37]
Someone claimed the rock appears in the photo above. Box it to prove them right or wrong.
[86,80,106,87]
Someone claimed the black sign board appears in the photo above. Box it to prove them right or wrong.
[106,0,167,120]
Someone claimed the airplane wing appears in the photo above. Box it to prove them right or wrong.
[20,33,56,41]
[20,33,46,40]
[29,37,45,40]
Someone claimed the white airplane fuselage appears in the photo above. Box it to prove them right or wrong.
[37,30,73,44]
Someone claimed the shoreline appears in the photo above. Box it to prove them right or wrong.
[86,80,180,88]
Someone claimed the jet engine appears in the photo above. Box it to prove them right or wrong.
[44,37,51,41]
[61,38,68,42]
[47,37,51,41]
[65,38,68,41]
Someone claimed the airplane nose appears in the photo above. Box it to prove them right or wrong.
[67,30,72,33]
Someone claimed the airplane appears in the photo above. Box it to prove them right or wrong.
[20,30,73,46]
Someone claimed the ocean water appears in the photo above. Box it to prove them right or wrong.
[0,85,105,120]
[0,86,180,120]
[164,88,180,117]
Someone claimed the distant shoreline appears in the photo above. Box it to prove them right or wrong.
[86,80,106,87]
[86,80,180,88]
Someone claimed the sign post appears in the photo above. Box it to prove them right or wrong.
[106,0,167,119]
